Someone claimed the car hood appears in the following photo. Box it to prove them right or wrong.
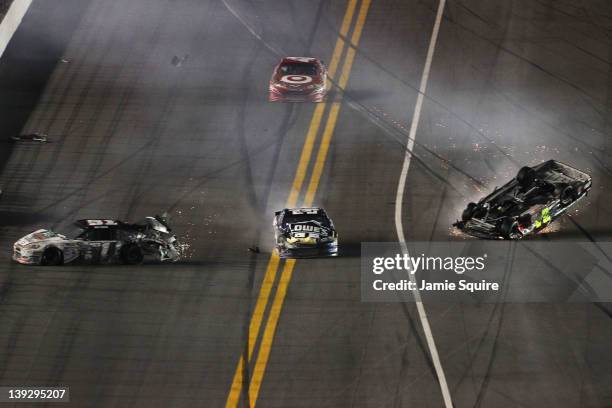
[16,229,66,246]
[284,221,333,239]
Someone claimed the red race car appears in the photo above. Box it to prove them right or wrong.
[269,57,327,102]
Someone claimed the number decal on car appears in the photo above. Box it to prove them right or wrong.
[86,219,117,226]
[534,208,552,229]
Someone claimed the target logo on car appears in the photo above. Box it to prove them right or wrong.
[269,56,327,102]
[280,75,313,84]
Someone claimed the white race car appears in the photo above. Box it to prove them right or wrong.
[13,216,181,265]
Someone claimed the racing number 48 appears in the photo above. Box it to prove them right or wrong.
[535,208,552,229]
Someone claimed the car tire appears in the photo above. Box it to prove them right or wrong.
[518,213,532,228]
[516,166,536,186]
[500,218,521,239]
[462,202,478,221]
[41,247,63,266]
[560,185,577,206]
[121,244,144,265]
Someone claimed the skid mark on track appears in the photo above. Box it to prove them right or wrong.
[472,244,512,408]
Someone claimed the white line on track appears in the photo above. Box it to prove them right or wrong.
[394,0,453,407]
[0,0,33,59]
[220,0,283,56]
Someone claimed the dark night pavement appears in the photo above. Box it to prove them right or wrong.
[1,0,612,407]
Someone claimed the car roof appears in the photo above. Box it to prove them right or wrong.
[281,57,319,64]
[284,207,324,214]
[74,219,123,229]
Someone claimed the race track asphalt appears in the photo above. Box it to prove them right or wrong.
[0,0,611,407]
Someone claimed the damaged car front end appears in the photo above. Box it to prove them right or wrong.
[13,215,183,266]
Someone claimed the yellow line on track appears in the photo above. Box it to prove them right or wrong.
[247,259,296,404]
[286,0,358,207]
[286,103,325,208]
[246,255,280,360]
[244,1,372,407]
[224,1,360,407]
[305,0,372,206]
[224,254,279,407]
[326,0,359,87]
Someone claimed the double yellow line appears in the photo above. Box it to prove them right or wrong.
[225,1,372,406]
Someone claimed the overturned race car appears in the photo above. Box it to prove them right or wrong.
[268,57,327,102]
[13,216,182,265]
[274,207,338,258]
[454,160,592,239]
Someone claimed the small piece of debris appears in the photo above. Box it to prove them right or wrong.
[171,54,189,67]
[11,133,50,143]
[248,246,260,254]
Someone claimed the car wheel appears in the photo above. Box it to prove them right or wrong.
[121,244,144,265]
[462,202,478,221]
[500,218,522,239]
[41,247,63,266]
[518,213,532,228]
[560,185,577,206]
[516,166,536,186]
